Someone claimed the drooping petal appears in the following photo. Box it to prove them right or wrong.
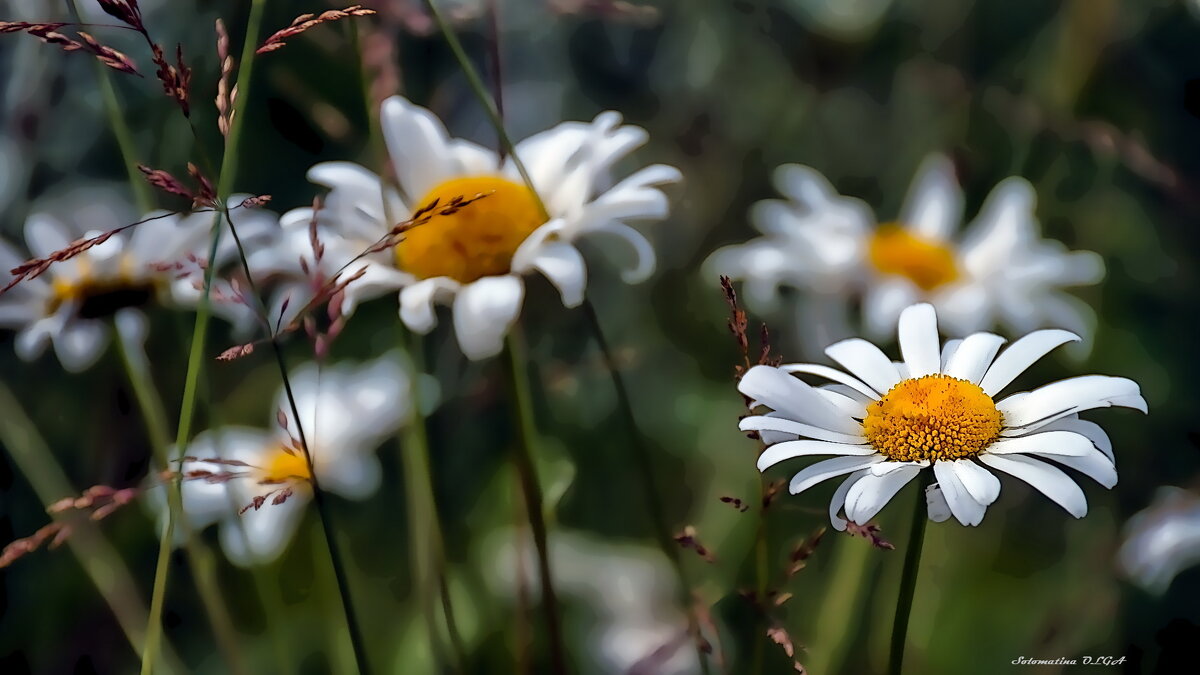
[513,238,587,307]
[52,320,109,372]
[399,278,461,334]
[829,470,871,531]
[844,464,923,524]
[1039,415,1113,461]
[451,275,525,360]
[978,453,1088,518]
[925,483,953,522]
[1031,447,1117,489]
[977,329,1080,396]
[997,376,1146,431]
[933,461,986,526]
[948,459,1001,505]
[788,455,887,495]
[897,303,941,378]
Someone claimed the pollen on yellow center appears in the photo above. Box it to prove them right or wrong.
[867,224,959,291]
[863,374,1002,462]
[259,448,312,484]
[393,176,544,283]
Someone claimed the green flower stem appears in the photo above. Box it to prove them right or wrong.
[113,324,248,675]
[425,0,542,214]
[503,332,567,674]
[397,331,467,673]
[579,299,711,673]
[144,1,270,673]
[0,381,183,673]
[889,475,931,675]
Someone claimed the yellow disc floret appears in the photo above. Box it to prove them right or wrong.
[394,176,544,283]
[259,447,312,484]
[863,374,1002,462]
[867,224,959,291]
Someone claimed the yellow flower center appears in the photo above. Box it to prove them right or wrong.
[258,448,312,484]
[867,224,959,291]
[394,176,544,283]
[863,374,1002,462]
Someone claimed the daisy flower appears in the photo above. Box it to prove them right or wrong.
[0,188,278,372]
[706,155,1105,340]
[738,303,1145,528]
[167,355,409,566]
[269,94,681,360]
[1118,486,1200,593]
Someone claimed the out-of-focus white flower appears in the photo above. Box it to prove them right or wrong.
[488,530,700,675]
[707,156,1105,340]
[166,355,409,567]
[783,0,893,40]
[266,95,680,360]
[739,303,1145,528]
[1118,486,1200,594]
[0,188,278,371]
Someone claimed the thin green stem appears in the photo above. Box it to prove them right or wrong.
[63,0,153,213]
[144,1,270,672]
[425,0,544,216]
[113,326,247,675]
[579,299,710,673]
[889,475,931,675]
[0,381,184,673]
[397,331,466,673]
[751,517,768,675]
[503,333,567,675]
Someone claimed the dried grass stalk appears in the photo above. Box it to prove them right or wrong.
[256,5,376,54]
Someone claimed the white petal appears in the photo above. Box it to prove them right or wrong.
[948,459,1001,505]
[757,440,878,472]
[977,329,1080,396]
[739,415,866,445]
[899,155,963,241]
[737,366,863,435]
[582,221,656,284]
[978,453,1088,518]
[844,465,923,524]
[1039,416,1113,461]
[988,430,1096,457]
[399,278,460,334]
[380,96,459,201]
[925,483,953,522]
[788,455,887,495]
[829,470,871,531]
[940,338,962,371]
[824,339,902,395]
[319,453,383,500]
[53,321,109,372]
[897,303,941,378]
[518,240,587,307]
[217,491,310,568]
[933,462,986,526]
[1032,446,1117,489]
[780,363,880,400]
[942,333,1006,383]
[24,213,73,258]
[997,376,1145,430]
[862,280,917,340]
[451,275,525,360]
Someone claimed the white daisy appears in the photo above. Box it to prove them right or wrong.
[267,94,681,360]
[738,302,1146,528]
[0,189,279,372]
[168,355,409,567]
[1118,486,1200,593]
[706,155,1105,340]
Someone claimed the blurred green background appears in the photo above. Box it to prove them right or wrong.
[2,0,1200,673]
